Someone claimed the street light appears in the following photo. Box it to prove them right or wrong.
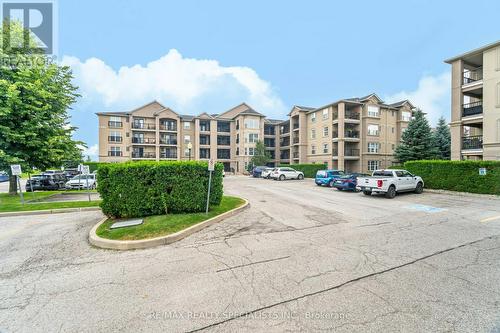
[187,142,192,161]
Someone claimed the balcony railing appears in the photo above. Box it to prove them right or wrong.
[462,101,483,117]
[345,148,360,156]
[107,151,122,157]
[160,152,177,159]
[132,152,156,158]
[132,137,156,144]
[160,139,177,145]
[108,121,123,128]
[462,135,483,150]
[292,137,299,144]
[345,112,360,120]
[463,68,483,84]
[159,124,177,131]
[293,123,299,129]
[292,152,299,158]
[132,123,156,130]
[346,130,360,138]
[108,136,122,142]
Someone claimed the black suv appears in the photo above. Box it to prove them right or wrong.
[26,174,66,191]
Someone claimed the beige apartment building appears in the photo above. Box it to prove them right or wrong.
[97,93,414,173]
[445,41,500,161]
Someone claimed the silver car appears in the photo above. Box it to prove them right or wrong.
[271,167,304,181]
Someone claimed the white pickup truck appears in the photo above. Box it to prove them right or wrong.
[357,169,424,199]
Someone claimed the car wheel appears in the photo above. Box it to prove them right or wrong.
[328,180,334,187]
[385,186,396,199]
[414,182,423,194]
[363,190,372,196]
[279,175,285,181]
[336,187,342,191]
[298,174,304,180]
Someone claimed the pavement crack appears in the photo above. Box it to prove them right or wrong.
[216,256,290,273]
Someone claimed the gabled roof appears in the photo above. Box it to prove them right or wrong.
[387,100,415,109]
[265,118,285,125]
[218,102,265,119]
[95,111,130,116]
[287,104,315,116]
[180,115,194,121]
[444,40,500,64]
[197,112,215,119]
[359,93,383,103]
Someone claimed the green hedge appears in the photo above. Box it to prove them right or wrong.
[97,161,223,218]
[84,162,109,173]
[403,160,500,195]
[280,163,327,178]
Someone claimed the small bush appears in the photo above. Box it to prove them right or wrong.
[83,162,109,173]
[403,160,500,195]
[280,163,327,178]
[97,161,223,218]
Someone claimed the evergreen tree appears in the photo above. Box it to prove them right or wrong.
[432,117,451,160]
[395,109,438,163]
[250,140,270,167]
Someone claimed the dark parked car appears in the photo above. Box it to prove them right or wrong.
[26,174,66,191]
[315,169,344,187]
[333,173,370,191]
[251,166,268,178]
[0,171,8,183]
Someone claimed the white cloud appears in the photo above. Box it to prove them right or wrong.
[385,72,451,126]
[79,144,98,160]
[61,49,286,117]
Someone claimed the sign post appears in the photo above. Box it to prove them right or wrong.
[81,165,91,202]
[11,164,24,205]
[479,168,487,176]
[206,159,215,214]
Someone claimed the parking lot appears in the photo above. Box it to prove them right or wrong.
[1,176,500,332]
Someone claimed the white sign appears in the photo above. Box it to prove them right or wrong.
[10,164,22,176]
[81,165,90,175]
[78,164,84,172]
[479,168,487,176]
[208,159,215,171]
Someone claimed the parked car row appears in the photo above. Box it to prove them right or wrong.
[251,166,424,199]
[0,171,9,183]
[25,171,97,192]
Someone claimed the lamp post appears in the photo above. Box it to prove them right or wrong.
[187,142,192,161]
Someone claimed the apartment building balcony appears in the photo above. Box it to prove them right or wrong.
[199,121,211,132]
[292,123,299,130]
[217,135,230,146]
[216,149,231,160]
[292,152,299,159]
[264,125,275,136]
[160,151,177,159]
[292,137,299,144]
[108,136,123,143]
[132,152,156,159]
[462,101,483,117]
[159,138,177,145]
[108,121,123,128]
[332,148,360,159]
[280,139,290,147]
[159,124,177,132]
[217,121,231,133]
[462,135,483,151]
[132,123,156,131]
[132,137,156,144]
[107,151,123,157]
[463,67,483,85]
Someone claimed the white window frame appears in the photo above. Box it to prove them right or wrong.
[244,119,259,129]
[368,160,379,171]
[367,105,379,117]
[401,111,411,121]
[311,129,316,139]
[184,135,191,144]
[183,121,191,129]
[311,112,316,123]
[323,126,329,137]
[248,133,259,143]
[184,148,190,157]
[367,124,379,136]
[322,109,328,120]
[323,143,328,154]
[110,116,122,122]
[368,142,379,153]
[311,145,316,154]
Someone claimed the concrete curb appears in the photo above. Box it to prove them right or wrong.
[425,188,500,200]
[0,207,101,218]
[89,198,249,250]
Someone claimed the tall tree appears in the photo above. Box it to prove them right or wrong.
[395,109,438,163]
[432,117,451,160]
[0,21,83,194]
[250,140,271,167]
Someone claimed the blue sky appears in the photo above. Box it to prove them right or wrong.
[58,0,500,159]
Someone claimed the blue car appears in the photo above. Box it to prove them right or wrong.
[315,169,344,187]
[251,166,268,178]
[0,172,8,183]
[333,173,370,191]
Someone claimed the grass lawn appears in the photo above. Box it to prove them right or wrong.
[96,196,245,241]
[0,191,101,213]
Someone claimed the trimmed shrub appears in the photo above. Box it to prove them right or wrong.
[280,163,327,178]
[84,162,109,173]
[97,161,223,218]
[403,160,500,195]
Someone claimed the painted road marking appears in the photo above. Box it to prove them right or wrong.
[405,204,446,213]
[480,215,500,223]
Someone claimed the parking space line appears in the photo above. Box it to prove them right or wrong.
[480,215,500,223]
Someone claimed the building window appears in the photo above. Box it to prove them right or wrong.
[391,111,395,117]
[184,122,190,129]
[323,143,328,153]
[184,135,190,144]
[323,126,329,137]
[401,111,411,121]
[108,116,123,128]
[244,119,259,129]
[247,133,259,143]
[311,145,316,154]
[311,112,316,123]
[322,109,328,120]
[497,82,500,106]
[109,131,122,142]
[496,47,500,71]
[392,144,395,150]
[311,129,316,139]
[367,124,379,136]
[367,105,379,117]
[368,142,380,153]
[368,160,380,171]
[184,148,190,157]
[249,147,255,156]
[391,127,395,134]
[109,146,122,156]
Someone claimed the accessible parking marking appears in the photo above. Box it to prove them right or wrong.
[405,204,446,213]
